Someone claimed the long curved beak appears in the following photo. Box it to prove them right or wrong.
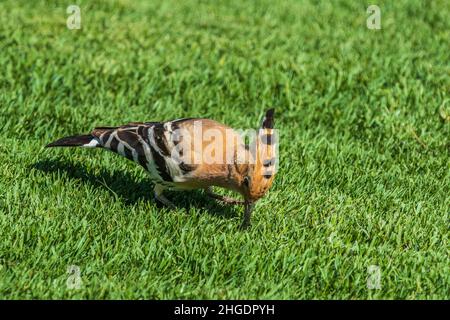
[240,201,255,230]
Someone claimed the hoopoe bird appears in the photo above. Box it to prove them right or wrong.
[46,109,277,228]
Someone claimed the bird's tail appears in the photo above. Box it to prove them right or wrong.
[45,134,100,148]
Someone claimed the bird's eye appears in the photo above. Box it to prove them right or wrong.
[243,176,250,187]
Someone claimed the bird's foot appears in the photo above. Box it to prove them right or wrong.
[205,187,244,205]
[154,193,176,209]
[154,185,176,209]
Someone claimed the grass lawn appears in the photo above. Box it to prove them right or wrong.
[0,0,449,299]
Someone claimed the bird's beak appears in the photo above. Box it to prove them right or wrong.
[240,201,255,230]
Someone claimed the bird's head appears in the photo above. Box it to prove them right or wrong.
[238,108,277,203]
[235,108,277,229]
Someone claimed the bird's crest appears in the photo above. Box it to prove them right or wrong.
[241,108,278,202]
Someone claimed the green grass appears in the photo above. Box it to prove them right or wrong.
[0,0,449,299]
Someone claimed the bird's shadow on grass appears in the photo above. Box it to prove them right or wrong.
[32,158,240,219]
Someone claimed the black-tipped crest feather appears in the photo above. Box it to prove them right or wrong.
[262,108,275,129]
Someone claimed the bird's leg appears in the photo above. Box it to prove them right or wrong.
[154,184,176,209]
[240,201,255,230]
[205,187,244,205]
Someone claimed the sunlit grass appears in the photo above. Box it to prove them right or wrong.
[0,0,448,299]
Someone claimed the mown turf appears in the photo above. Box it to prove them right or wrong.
[0,0,449,299]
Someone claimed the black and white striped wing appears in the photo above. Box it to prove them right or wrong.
[92,122,190,186]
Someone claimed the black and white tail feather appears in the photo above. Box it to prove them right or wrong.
[46,134,99,148]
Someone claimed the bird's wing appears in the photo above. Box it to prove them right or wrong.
[91,122,177,184]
